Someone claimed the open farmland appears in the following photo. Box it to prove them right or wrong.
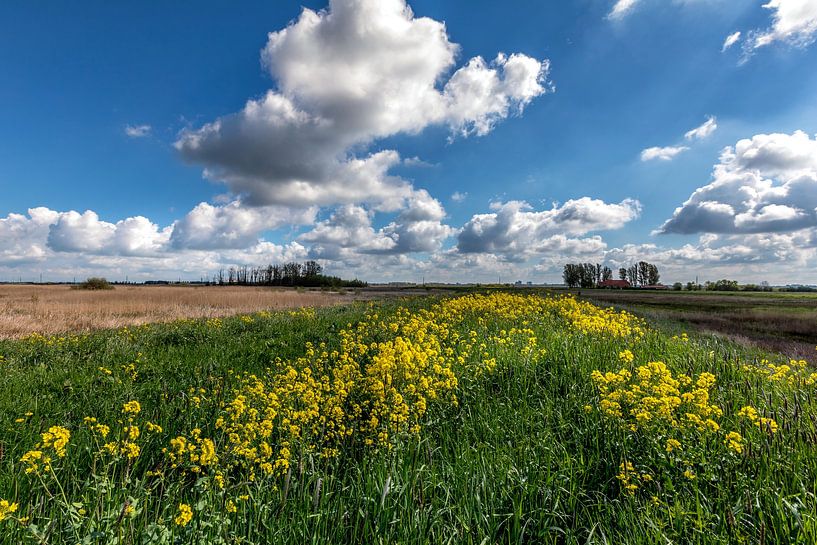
[574,289,817,360]
[0,285,358,339]
[1,292,815,544]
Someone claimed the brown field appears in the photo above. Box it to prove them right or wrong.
[0,284,358,339]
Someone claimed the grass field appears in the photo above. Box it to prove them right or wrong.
[1,292,816,544]
[0,285,355,339]
[574,289,817,359]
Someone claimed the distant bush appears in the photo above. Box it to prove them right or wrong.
[73,277,114,290]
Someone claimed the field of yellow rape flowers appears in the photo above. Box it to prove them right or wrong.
[1,292,816,544]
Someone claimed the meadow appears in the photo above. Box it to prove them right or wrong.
[0,292,815,544]
[0,285,353,339]
[575,289,817,359]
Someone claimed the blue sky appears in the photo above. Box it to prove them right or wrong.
[2,0,817,284]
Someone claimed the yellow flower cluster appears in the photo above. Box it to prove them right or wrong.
[591,361,723,432]
[21,332,87,349]
[743,358,816,386]
[165,429,218,474]
[724,431,743,454]
[616,461,653,495]
[20,426,71,475]
[174,503,193,527]
[737,406,779,433]
[618,349,635,363]
[552,297,645,338]
[0,499,18,522]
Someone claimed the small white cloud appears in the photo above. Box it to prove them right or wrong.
[722,31,742,51]
[403,156,436,168]
[124,124,151,138]
[640,145,690,161]
[608,0,641,20]
[684,116,718,141]
[451,191,468,203]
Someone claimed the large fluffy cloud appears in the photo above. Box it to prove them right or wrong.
[176,0,550,208]
[658,130,817,234]
[0,207,58,264]
[299,189,454,259]
[47,211,170,256]
[0,199,317,260]
[456,198,641,260]
[169,201,317,250]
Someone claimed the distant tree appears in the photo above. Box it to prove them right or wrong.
[304,260,322,277]
[672,282,683,291]
[563,262,617,288]
[647,263,660,285]
[562,264,581,288]
[618,267,627,281]
[211,260,364,288]
[706,279,740,291]
[627,264,638,286]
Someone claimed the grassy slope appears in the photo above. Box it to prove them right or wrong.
[0,295,815,544]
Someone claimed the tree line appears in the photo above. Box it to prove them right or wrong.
[562,261,660,288]
[211,261,366,288]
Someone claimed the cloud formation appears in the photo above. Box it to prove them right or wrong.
[658,130,817,234]
[722,31,742,51]
[125,124,151,138]
[641,145,690,161]
[300,189,454,259]
[608,0,641,20]
[176,0,550,209]
[456,198,641,259]
[169,201,317,250]
[684,116,717,140]
[641,116,717,162]
[752,0,817,49]
[48,211,170,256]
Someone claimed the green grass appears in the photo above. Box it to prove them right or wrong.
[0,294,816,544]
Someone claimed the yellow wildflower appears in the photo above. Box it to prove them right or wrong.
[174,503,193,527]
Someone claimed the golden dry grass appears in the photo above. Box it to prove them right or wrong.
[0,284,353,338]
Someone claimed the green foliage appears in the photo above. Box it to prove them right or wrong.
[0,296,815,544]
[72,277,114,290]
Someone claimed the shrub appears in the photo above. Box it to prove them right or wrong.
[73,277,114,290]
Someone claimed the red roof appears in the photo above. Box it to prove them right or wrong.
[598,279,630,288]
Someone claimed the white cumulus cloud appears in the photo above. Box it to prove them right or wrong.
[658,130,817,234]
[169,201,317,250]
[456,198,641,260]
[752,0,817,49]
[176,0,551,209]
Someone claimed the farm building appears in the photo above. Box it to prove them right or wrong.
[598,279,630,289]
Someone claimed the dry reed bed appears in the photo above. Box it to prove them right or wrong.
[0,285,351,338]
